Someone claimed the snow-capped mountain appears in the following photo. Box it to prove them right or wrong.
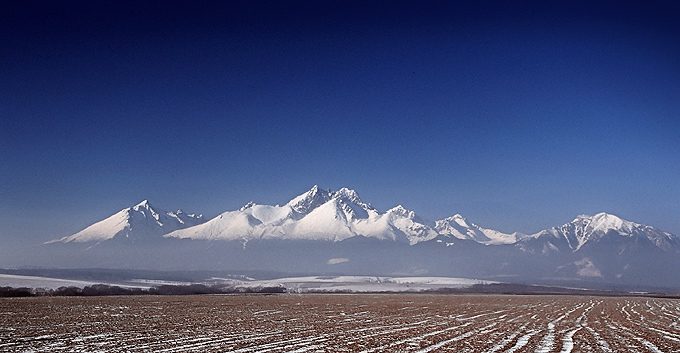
[51,187,680,255]
[40,187,680,288]
[164,186,439,244]
[50,200,205,243]
[518,212,680,254]
[434,214,525,245]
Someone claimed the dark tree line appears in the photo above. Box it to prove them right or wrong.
[0,284,285,297]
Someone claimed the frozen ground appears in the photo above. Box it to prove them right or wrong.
[2,294,679,352]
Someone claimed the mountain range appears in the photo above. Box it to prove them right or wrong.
[44,185,680,289]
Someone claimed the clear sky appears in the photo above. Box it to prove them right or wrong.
[1,0,679,243]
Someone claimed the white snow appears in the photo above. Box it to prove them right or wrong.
[0,274,149,290]
[49,200,204,243]
[434,214,524,245]
[212,275,496,293]
[523,211,680,253]
[49,186,680,256]
[165,186,440,244]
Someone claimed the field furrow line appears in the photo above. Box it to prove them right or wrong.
[226,334,331,353]
[584,326,612,352]
[414,322,498,352]
[558,327,581,353]
[534,301,586,353]
[505,329,539,353]
[485,323,529,353]
[357,322,473,352]
[646,326,680,342]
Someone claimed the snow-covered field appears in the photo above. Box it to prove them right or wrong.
[1,273,495,292]
[209,275,496,293]
[0,274,150,290]
[2,294,679,352]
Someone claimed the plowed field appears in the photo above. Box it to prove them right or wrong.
[2,294,680,352]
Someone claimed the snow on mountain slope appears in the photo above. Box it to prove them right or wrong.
[519,212,680,253]
[51,187,680,256]
[165,186,437,244]
[434,214,524,245]
[168,209,265,241]
[384,205,438,244]
[50,200,205,243]
[286,185,332,214]
[290,197,356,241]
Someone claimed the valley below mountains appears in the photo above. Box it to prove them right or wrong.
[37,186,680,290]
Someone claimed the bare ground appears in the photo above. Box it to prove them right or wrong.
[2,294,679,352]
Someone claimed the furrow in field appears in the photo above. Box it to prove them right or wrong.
[414,322,498,352]
[534,301,587,353]
[505,329,539,353]
[357,322,474,352]
[484,323,530,353]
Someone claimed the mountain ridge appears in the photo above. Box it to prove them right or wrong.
[48,200,205,244]
[52,186,679,256]
[37,186,680,288]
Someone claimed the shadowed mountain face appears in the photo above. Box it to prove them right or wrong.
[41,186,680,290]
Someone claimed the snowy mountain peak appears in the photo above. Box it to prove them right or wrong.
[51,201,205,244]
[130,199,162,223]
[568,212,637,240]
[166,188,442,245]
[388,205,413,218]
[287,185,332,214]
[588,212,632,232]
[333,187,360,202]
[331,187,374,212]
[133,199,152,210]
[384,205,434,231]
[441,214,468,226]
[52,188,678,258]
[240,201,256,211]
[434,214,521,245]
[522,212,680,253]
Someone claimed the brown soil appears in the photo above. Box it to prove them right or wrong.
[2,294,679,352]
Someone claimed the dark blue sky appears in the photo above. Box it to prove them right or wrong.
[2,0,679,242]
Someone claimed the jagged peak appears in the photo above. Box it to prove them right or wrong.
[389,204,407,212]
[440,213,466,221]
[287,185,332,214]
[240,201,256,211]
[436,214,472,229]
[303,184,322,197]
[333,187,360,200]
[290,185,325,200]
[130,200,162,222]
[133,199,152,210]
[331,187,374,210]
[387,205,416,218]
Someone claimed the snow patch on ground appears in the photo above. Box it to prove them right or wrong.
[212,275,497,293]
[0,274,150,289]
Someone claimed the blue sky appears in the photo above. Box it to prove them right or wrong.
[1,0,679,242]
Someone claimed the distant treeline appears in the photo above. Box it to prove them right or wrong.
[0,284,285,297]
